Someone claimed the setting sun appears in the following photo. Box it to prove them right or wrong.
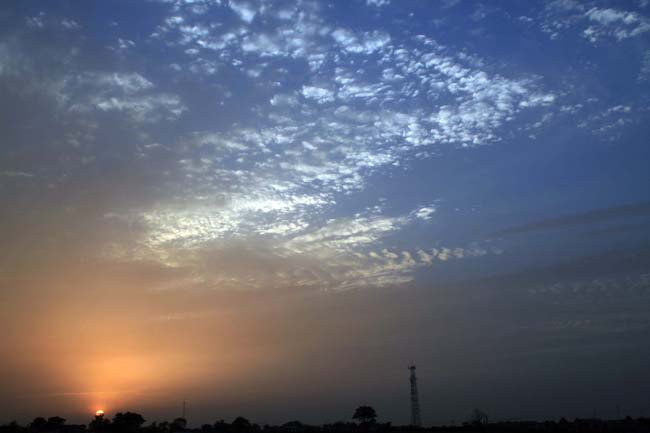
[95,410,105,417]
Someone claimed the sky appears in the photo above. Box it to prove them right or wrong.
[1,0,650,427]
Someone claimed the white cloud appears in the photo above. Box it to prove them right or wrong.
[366,0,390,7]
[113,38,136,52]
[270,93,298,107]
[65,72,185,122]
[92,72,154,93]
[540,3,650,43]
[25,13,45,29]
[301,85,335,103]
[417,249,434,264]
[413,206,436,220]
[331,29,391,54]
[60,18,80,30]
[86,0,560,291]
[284,215,406,254]
[242,33,282,56]
[230,1,257,23]
[586,8,641,25]
[90,94,186,121]
[584,7,650,42]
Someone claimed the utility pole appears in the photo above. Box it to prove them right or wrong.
[409,364,422,427]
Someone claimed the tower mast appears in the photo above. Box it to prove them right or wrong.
[409,365,422,427]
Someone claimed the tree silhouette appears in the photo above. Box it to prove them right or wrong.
[352,406,377,424]
[231,417,251,432]
[30,418,47,431]
[45,418,66,430]
[170,418,187,432]
[112,412,145,433]
[213,420,229,433]
[89,413,111,433]
[1,421,21,433]
[468,409,489,426]
[159,421,171,433]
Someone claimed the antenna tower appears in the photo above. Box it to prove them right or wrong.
[409,364,422,427]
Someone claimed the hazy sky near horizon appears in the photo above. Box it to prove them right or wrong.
[1,0,650,426]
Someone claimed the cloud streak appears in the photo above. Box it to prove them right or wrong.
[493,202,650,236]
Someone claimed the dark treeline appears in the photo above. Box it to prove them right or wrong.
[3,409,650,433]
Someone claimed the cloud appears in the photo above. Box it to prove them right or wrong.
[301,85,335,104]
[230,1,257,23]
[441,0,460,9]
[3,0,562,293]
[111,38,136,52]
[540,3,650,43]
[415,246,490,264]
[90,3,559,290]
[639,50,650,81]
[331,29,391,54]
[577,223,650,238]
[366,0,390,7]
[583,7,650,42]
[284,215,407,254]
[242,33,283,56]
[413,206,436,220]
[90,72,154,92]
[25,13,45,29]
[492,202,650,236]
[65,72,186,122]
[60,18,80,30]
[136,191,329,249]
[0,171,35,178]
[24,12,81,31]
[104,192,496,291]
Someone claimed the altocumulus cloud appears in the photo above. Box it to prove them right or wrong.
[2,0,561,291]
[86,0,560,290]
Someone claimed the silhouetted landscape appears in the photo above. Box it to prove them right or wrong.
[4,410,650,433]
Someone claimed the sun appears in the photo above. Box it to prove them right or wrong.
[95,410,105,417]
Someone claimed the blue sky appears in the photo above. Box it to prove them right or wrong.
[1,0,650,426]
